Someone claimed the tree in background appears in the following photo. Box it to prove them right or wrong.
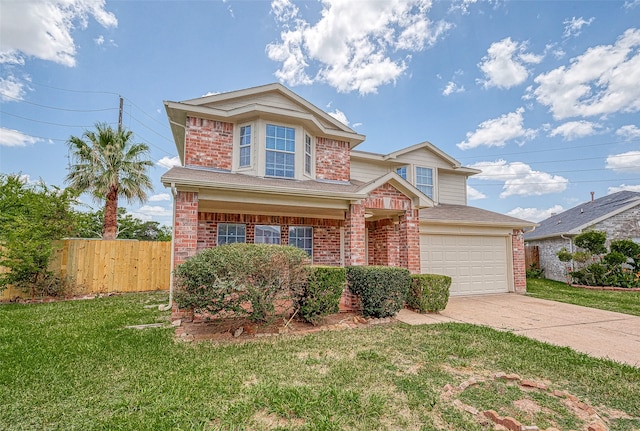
[73,207,171,241]
[0,174,78,296]
[65,123,153,240]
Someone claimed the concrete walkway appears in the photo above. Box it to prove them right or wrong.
[396,294,640,367]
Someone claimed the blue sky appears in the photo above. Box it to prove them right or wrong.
[1,0,639,227]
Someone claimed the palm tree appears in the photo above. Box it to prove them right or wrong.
[66,123,153,240]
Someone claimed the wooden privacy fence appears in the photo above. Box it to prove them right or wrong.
[525,245,540,269]
[1,239,171,300]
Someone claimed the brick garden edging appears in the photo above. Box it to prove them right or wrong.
[571,284,640,292]
[442,372,609,431]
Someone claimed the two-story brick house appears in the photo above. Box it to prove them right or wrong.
[162,83,535,306]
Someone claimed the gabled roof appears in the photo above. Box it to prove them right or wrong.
[165,83,366,163]
[350,141,480,176]
[355,171,434,208]
[420,204,536,228]
[524,191,640,241]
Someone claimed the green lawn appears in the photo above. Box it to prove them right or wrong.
[1,291,639,430]
[527,278,640,316]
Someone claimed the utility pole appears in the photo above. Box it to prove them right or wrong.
[118,96,124,132]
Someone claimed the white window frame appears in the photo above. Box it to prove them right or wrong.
[217,223,246,245]
[254,225,281,245]
[265,124,296,179]
[289,226,313,258]
[395,166,407,180]
[239,124,252,168]
[304,134,313,176]
[415,166,434,199]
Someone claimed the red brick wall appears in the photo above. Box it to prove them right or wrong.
[316,137,350,182]
[173,191,199,267]
[345,203,366,266]
[398,209,421,274]
[184,116,233,170]
[367,219,399,266]
[197,212,343,266]
[363,183,412,211]
[512,229,526,293]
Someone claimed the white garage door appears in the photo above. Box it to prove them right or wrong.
[420,234,510,295]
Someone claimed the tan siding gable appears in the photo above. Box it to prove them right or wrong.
[350,159,390,182]
[392,149,454,169]
[204,92,305,113]
[438,172,467,205]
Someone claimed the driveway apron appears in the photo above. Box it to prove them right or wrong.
[396,294,640,367]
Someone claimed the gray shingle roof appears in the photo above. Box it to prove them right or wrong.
[420,204,535,228]
[524,191,640,240]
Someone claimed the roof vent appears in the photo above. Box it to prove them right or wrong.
[591,191,595,202]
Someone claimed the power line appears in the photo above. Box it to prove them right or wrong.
[0,92,118,113]
[0,110,117,128]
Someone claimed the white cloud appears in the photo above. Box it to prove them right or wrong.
[131,205,172,222]
[549,120,600,140]
[469,159,569,198]
[532,28,640,120]
[449,0,478,14]
[616,124,640,140]
[0,75,26,101]
[267,0,452,95]
[0,127,41,147]
[442,81,464,96]
[608,184,640,193]
[149,193,171,202]
[94,35,105,45]
[157,156,181,169]
[0,0,117,67]
[327,109,349,126]
[605,151,640,173]
[624,0,640,9]
[563,16,595,38]
[457,107,536,150]
[477,37,543,89]
[507,205,564,222]
[466,185,486,200]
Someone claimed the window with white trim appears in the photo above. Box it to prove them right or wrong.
[396,166,407,179]
[289,226,313,257]
[265,124,295,178]
[239,125,251,167]
[304,134,312,175]
[217,223,246,245]
[254,225,281,244]
[416,167,434,199]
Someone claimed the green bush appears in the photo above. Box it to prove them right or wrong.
[610,239,640,270]
[294,266,346,325]
[346,266,411,318]
[173,243,309,322]
[407,274,451,313]
[574,230,607,255]
[525,263,545,279]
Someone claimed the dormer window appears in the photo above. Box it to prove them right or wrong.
[416,166,434,199]
[266,124,295,178]
[239,125,252,167]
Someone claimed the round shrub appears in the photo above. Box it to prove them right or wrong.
[407,274,451,313]
[295,266,346,325]
[346,266,410,318]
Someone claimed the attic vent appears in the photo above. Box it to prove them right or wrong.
[580,208,584,213]
[556,220,562,224]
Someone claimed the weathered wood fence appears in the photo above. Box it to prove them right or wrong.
[525,245,540,269]
[1,239,171,300]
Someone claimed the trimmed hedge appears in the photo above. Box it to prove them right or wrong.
[295,266,346,325]
[173,243,309,322]
[407,274,451,313]
[346,266,411,318]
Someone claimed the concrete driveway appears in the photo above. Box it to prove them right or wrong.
[396,294,640,367]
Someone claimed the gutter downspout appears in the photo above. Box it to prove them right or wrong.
[162,183,178,311]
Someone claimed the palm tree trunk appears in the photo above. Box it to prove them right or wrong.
[103,186,119,240]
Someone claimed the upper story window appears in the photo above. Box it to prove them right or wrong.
[239,125,251,167]
[217,223,246,245]
[304,134,312,175]
[416,167,434,199]
[265,124,295,178]
[254,225,281,244]
[396,166,407,179]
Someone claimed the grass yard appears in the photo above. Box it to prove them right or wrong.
[527,278,640,316]
[1,292,639,431]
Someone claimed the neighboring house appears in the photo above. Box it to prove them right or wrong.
[161,83,535,308]
[525,191,640,282]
